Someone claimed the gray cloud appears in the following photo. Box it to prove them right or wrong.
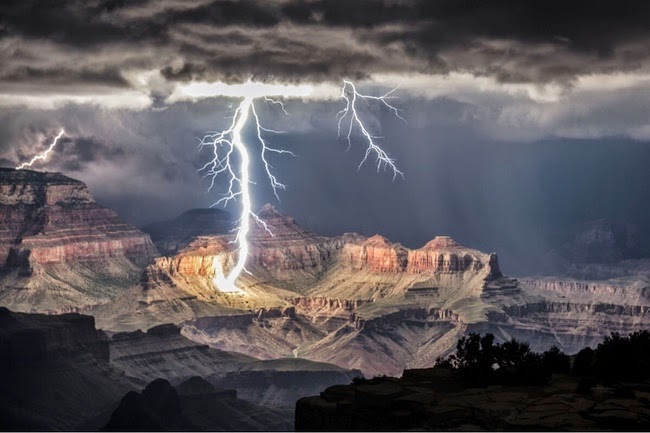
[1,1,650,277]
[2,0,650,95]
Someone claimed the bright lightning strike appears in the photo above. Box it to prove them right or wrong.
[337,80,405,180]
[15,128,66,170]
[195,80,403,293]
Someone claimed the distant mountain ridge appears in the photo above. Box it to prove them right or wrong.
[142,208,233,255]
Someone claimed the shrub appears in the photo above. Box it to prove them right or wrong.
[594,330,650,382]
[435,333,550,386]
[541,346,571,375]
[572,347,594,377]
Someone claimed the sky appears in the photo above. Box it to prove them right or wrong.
[1,0,650,274]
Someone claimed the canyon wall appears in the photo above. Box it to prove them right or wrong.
[0,169,158,312]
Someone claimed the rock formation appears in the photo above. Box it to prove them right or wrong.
[0,307,139,430]
[80,203,648,377]
[0,168,157,312]
[103,377,292,431]
[2,170,649,383]
[0,306,314,430]
[295,368,650,431]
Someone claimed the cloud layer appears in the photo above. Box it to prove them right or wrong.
[1,1,650,274]
[3,0,650,101]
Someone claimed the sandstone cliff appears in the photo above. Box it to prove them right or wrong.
[0,168,157,312]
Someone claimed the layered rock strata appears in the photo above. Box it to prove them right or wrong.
[0,168,156,269]
[0,169,157,312]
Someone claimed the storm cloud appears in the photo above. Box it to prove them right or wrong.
[1,1,650,275]
[2,0,650,92]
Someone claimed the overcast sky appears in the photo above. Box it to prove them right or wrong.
[1,0,650,274]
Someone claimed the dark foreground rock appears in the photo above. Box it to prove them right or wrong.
[102,377,292,431]
[295,368,650,431]
[0,308,293,431]
[0,307,139,431]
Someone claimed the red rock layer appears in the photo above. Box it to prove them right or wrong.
[146,206,502,281]
[0,169,157,270]
[247,204,340,272]
[406,236,492,274]
[340,235,408,273]
[339,233,501,277]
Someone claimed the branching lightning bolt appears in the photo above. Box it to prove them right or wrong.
[199,80,403,293]
[337,80,405,180]
[16,129,66,170]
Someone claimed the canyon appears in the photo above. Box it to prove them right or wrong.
[1,169,650,429]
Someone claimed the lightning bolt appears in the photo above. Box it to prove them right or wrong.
[16,128,66,170]
[337,80,405,180]
[198,80,403,293]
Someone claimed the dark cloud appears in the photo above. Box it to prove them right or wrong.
[55,136,127,171]
[1,0,650,277]
[2,0,650,91]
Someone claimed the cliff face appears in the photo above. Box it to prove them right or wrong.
[407,236,501,276]
[337,234,501,276]
[0,169,156,268]
[4,179,645,381]
[340,235,408,273]
[0,307,297,431]
[0,306,109,364]
[247,204,341,275]
[0,307,138,431]
[87,204,650,379]
[0,169,157,312]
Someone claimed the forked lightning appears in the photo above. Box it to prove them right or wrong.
[199,80,404,293]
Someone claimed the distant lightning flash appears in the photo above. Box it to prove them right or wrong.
[197,80,403,293]
[15,128,66,170]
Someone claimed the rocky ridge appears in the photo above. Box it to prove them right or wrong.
[0,168,157,312]
[0,307,301,430]
[127,205,650,376]
[295,368,650,431]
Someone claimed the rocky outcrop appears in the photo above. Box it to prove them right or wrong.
[247,204,341,273]
[407,236,501,276]
[0,306,109,364]
[0,168,156,269]
[88,204,650,381]
[0,307,139,431]
[338,234,502,277]
[0,169,158,312]
[108,321,362,413]
[103,377,292,431]
[340,235,408,273]
[295,369,650,431]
